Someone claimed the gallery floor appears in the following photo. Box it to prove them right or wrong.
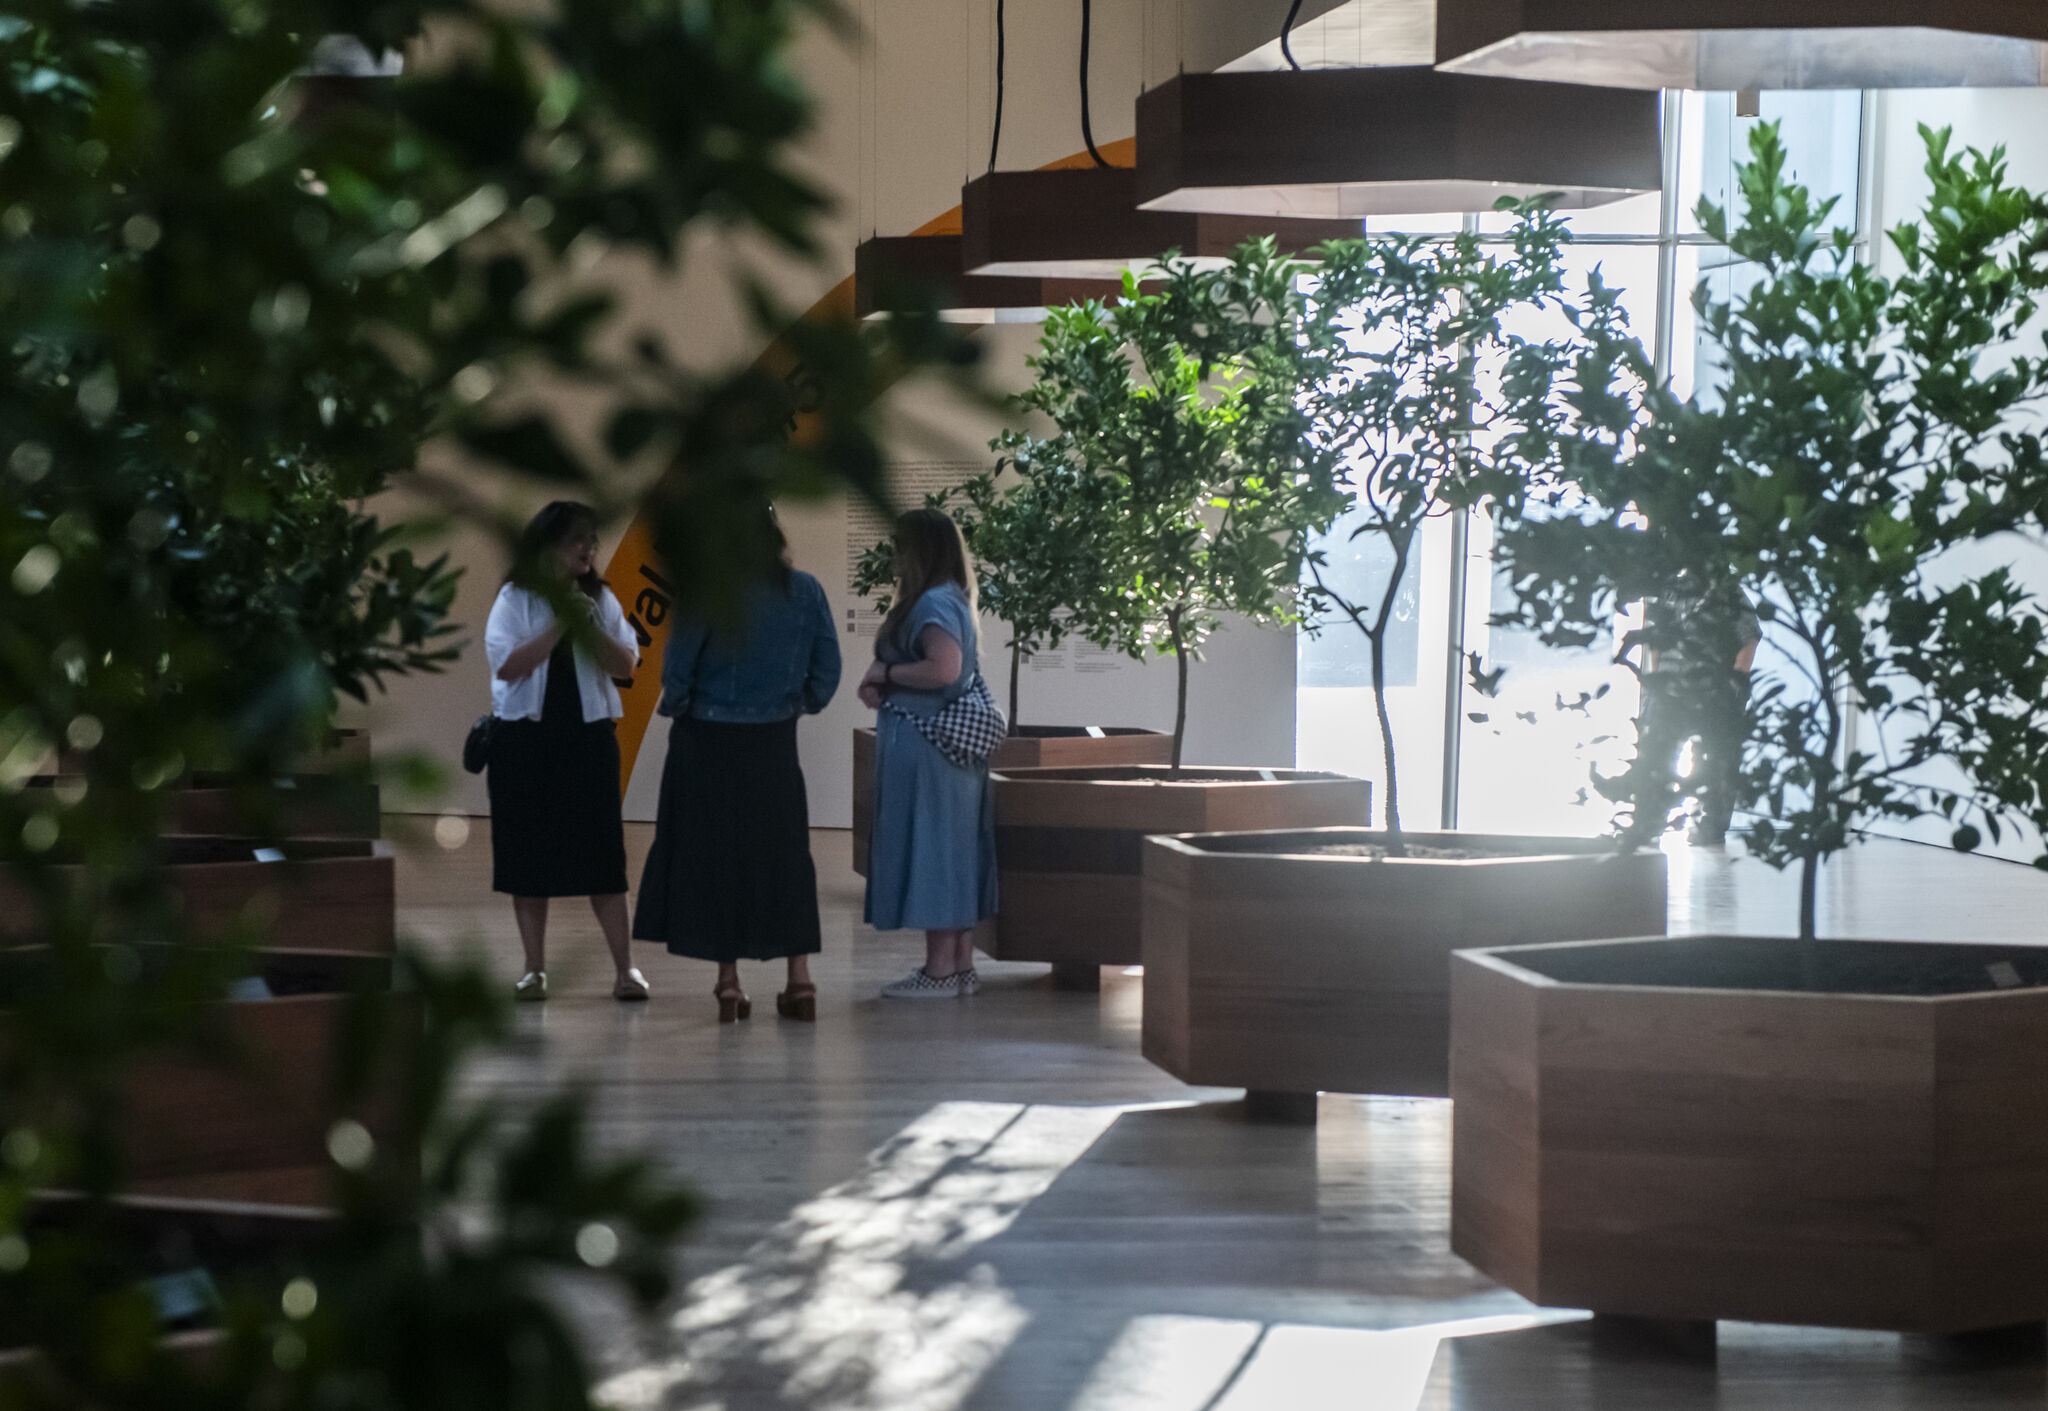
[396,822,2048,1410]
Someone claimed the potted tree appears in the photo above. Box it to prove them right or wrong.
[1141,214,1668,1118]
[1455,125,2048,1334]
[846,462,1169,877]
[977,244,1375,989]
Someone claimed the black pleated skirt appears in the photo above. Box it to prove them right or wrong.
[487,716,629,898]
[633,715,821,962]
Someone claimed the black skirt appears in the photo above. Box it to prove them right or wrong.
[632,715,821,962]
[488,643,629,898]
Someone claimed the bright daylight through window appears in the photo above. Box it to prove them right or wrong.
[1297,88,1868,837]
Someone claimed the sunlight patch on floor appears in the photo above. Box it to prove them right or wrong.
[594,1101,1124,1411]
[1067,1311,1588,1411]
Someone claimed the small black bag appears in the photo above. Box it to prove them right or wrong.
[462,714,496,774]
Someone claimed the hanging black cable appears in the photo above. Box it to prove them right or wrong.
[987,0,1006,172]
[1280,0,1306,71]
[1079,0,1111,169]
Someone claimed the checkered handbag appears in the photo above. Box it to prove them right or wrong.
[883,672,1009,769]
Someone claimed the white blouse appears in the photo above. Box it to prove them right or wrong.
[484,583,640,723]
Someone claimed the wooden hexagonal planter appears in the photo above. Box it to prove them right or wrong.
[1452,935,2048,1334]
[0,836,394,957]
[21,772,380,840]
[987,767,1372,988]
[851,725,1172,876]
[0,947,410,1209]
[1142,830,1667,1110]
[58,727,373,778]
[1,1196,338,1373]
[172,773,382,838]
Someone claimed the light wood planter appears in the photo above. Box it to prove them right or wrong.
[21,773,381,840]
[987,767,1372,988]
[1452,934,2048,1335]
[57,727,373,778]
[850,725,1171,877]
[0,837,394,956]
[1142,830,1667,1114]
[174,773,382,839]
[1,1196,336,1370]
[0,948,409,1208]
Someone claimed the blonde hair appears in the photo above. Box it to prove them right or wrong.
[878,507,978,656]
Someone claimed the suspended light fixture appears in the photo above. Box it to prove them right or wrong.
[960,0,1359,279]
[1434,2,2048,91]
[853,234,1123,323]
[852,0,1131,320]
[961,167,1357,279]
[1135,66,1661,219]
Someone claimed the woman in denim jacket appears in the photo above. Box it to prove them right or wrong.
[632,511,841,1022]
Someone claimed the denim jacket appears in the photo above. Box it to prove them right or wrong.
[659,569,841,724]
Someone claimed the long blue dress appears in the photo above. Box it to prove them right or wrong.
[863,583,999,931]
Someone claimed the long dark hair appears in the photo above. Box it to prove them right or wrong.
[756,502,793,592]
[878,507,977,656]
[512,501,603,599]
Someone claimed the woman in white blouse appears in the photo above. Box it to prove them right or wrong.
[483,502,647,1002]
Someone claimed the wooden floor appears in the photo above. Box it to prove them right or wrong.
[395,820,2048,1410]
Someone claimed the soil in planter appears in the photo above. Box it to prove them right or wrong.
[10,837,376,871]
[1007,726,1161,740]
[1012,766,1347,784]
[0,945,388,1005]
[1303,843,1510,861]
[1189,831,1626,862]
[1512,935,2048,997]
[149,836,374,865]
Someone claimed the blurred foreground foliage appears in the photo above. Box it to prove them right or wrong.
[0,1,971,1403]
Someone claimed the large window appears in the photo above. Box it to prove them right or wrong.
[1297,90,1866,835]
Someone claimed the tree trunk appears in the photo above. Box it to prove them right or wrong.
[1797,850,1821,991]
[1800,663,1841,974]
[1008,637,1021,731]
[1370,626,1403,854]
[1169,610,1189,776]
[1798,852,1819,945]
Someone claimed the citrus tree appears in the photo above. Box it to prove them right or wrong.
[1011,242,1348,770]
[851,454,1108,726]
[1294,214,1570,843]
[1494,123,2048,941]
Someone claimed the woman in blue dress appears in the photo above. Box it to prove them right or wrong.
[858,508,998,998]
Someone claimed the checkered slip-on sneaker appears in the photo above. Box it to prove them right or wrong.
[956,968,981,996]
[880,967,967,1000]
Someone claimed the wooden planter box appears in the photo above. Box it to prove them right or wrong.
[850,725,1171,876]
[0,1196,336,1369]
[0,948,407,1209]
[174,773,381,839]
[987,767,1372,987]
[0,837,394,956]
[1142,830,1667,1112]
[21,774,381,840]
[1452,934,2048,1335]
[56,728,372,778]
